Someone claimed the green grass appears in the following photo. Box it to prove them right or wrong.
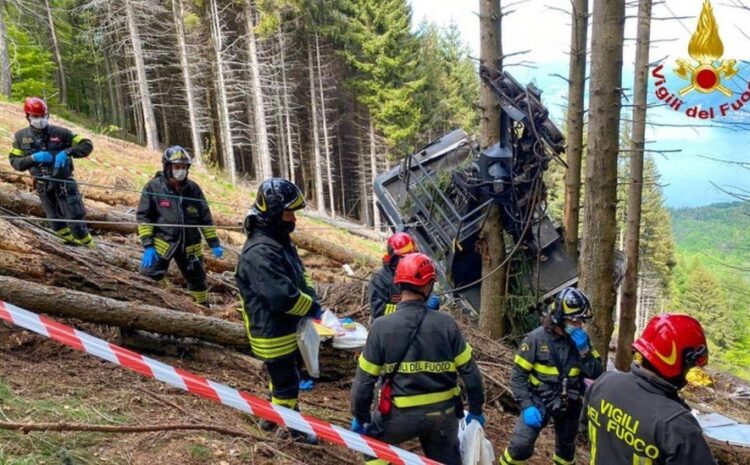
[188,444,212,461]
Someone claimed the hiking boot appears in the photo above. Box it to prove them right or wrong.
[259,419,277,432]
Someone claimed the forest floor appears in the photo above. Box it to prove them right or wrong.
[0,101,748,465]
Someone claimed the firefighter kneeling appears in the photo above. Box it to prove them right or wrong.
[581,314,717,464]
[368,232,418,321]
[499,287,604,465]
[351,253,485,465]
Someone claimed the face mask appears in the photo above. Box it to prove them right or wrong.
[281,220,296,234]
[172,169,188,181]
[29,116,49,130]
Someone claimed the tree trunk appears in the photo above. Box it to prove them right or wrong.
[44,0,67,106]
[357,133,370,225]
[245,0,272,181]
[172,0,204,165]
[307,40,325,214]
[615,0,652,371]
[368,117,381,229]
[0,0,12,98]
[477,0,507,338]
[279,24,295,183]
[207,0,236,183]
[315,34,336,217]
[580,0,625,359]
[563,0,588,260]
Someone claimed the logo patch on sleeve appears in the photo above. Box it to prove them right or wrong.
[159,199,171,208]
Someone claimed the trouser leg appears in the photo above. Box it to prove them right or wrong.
[364,407,429,465]
[265,354,300,410]
[500,416,544,464]
[552,403,581,465]
[139,253,170,282]
[37,182,71,241]
[419,404,461,465]
[175,250,208,306]
[57,180,92,246]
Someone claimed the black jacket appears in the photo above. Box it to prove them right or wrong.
[351,300,485,421]
[9,125,93,180]
[136,173,219,258]
[511,325,604,410]
[367,264,401,321]
[581,363,717,465]
[235,226,319,361]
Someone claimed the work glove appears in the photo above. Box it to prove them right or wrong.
[522,405,543,429]
[299,379,315,391]
[211,245,224,259]
[310,301,323,319]
[54,151,69,169]
[141,246,158,269]
[569,328,591,353]
[426,294,440,311]
[31,151,53,164]
[350,418,368,435]
[465,412,485,427]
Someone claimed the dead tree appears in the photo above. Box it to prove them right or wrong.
[315,33,336,217]
[477,0,507,338]
[580,0,625,358]
[616,0,653,371]
[368,116,381,229]
[563,0,588,260]
[307,39,326,214]
[0,0,10,97]
[245,0,272,181]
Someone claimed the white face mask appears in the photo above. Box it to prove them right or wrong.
[172,168,188,181]
[29,116,49,130]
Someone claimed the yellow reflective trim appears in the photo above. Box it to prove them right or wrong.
[569,367,581,377]
[153,238,170,256]
[286,292,312,316]
[287,194,305,210]
[304,272,314,288]
[365,460,389,465]
[514,354,533,372]
[553,454,575,465]
[137,225,154,238]
[185,243,203,254]
[533,363,559,376]
[358,355,382,376]
[202,226,218,239]
[392,386,460,408]
[502,449,525,465]
[271,396,298,409]
[189,289,208,304]
[72,134,85,145]
[240,298,253,346]
[632,455,653,465]
[454,344,473,367]
[382,360,456,374]
[529,374,542,386]
[250,340,298,359]
[591,349,601,359]
[10,147,24,156]
[384,303,398,315]
[249,333,297,347]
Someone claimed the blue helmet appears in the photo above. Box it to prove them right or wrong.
[551,287,592,325]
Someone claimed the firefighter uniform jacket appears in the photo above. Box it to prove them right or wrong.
[136,173,219,259]
[235,227,319,361]
[351,301,485,421]
[9,125,93,179]
[511,325,603,410]
[581,363,717,465]
[367,264,400,320]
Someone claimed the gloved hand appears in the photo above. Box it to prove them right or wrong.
[212,245,224,259]
[31,151,53,164]
[466,412,485,427]
[54,151,69,169]
[351,418,368,435]
[299,379,314,391]
[426,294,440,311]
[569,328,591,352]
[522,405,543,429]
[310,301,323,319]
[141,246,158,268]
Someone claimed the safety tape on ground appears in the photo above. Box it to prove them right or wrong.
[0,301,441,465]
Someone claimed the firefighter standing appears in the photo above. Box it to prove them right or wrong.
[235,178,321,444]
[499,287,604,465]
[8,97,94,246]
[136,146,223,306]
[368,232,418,321]
[351,253,485,465]
[581,314,716,465]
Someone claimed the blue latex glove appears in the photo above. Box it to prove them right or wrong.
[54,151,69,169]
[569,328,591,352]
[522,406,543,429]
[310,301,323,319]
[426,295,440,311]
[299,379,314,391]
[31,151,53,164]
[141,246,158,268]
[465,412,485,427]
[212,245,224,259]
[351,418,367,435]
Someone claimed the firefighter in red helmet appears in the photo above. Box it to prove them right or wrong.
[351,253,485,465]
[8,97,94,246]
[581,314,717,465]
[367,232,418,321]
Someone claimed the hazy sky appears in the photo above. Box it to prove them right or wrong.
[408,0,750,208]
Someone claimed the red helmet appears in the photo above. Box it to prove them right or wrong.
[383,232,417,263]
[24,97,48,117]
[632,314,708,380]
[394,253,436,287]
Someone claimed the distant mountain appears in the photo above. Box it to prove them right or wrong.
[670,202,750,273]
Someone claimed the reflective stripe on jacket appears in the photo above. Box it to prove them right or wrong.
[9,125,92,179]
[367,265,401,320]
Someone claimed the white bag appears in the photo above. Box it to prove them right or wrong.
[458,418,495,465]
[320,309,368,352]
[297,318,320,377]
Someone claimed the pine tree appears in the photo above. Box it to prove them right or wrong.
[679,262,736,349]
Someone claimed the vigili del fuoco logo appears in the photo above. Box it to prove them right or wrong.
[652,0,748,120]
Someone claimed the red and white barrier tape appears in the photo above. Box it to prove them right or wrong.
[0,301,441,465]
